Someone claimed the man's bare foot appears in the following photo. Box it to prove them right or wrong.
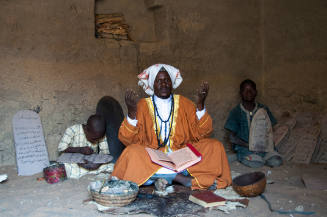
[173,174,193,187]
[154,178,168,192]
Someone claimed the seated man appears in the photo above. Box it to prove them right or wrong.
[224,79,283,168]
[58,114,113,179]
[112,64,231,190]
[96,96,125,163]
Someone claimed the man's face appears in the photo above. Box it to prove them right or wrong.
[240,84,257,102]
[153,71,172,99]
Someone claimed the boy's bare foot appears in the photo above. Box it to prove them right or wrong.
[173,174,193,187]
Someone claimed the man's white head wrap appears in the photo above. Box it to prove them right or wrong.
[138,64,183,96]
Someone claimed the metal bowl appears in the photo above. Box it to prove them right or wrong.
[232,171,266,197]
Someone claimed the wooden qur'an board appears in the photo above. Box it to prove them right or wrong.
[249,108,274,153]
[273,125,289,149]
[292,125,320,164]
[278,127,300,161]
[273,115,296,152]
[12,110,50,176]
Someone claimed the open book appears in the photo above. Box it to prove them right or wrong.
[145,143,201,172]
[189,190,226,208]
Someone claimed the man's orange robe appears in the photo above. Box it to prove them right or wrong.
[112,95,231,189]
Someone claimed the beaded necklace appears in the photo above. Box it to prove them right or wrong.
[152,95,174,149]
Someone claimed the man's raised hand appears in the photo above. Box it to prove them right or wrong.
[196,81,209,111]
[125,89,138,119]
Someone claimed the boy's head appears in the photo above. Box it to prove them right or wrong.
[240,79,257,103]
[84,114,106,143]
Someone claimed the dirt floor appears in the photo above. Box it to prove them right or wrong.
[0,160,326,217]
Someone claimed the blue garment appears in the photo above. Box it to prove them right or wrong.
[143,170,189,186]
[233,144,265,168]
[224,103,277,143]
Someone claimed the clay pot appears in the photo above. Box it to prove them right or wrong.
[232,171,266,197]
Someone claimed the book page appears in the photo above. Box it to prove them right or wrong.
[146,148,173,162]
[145,148,177,170]
[168,147,197,167]
[146,146,201,172]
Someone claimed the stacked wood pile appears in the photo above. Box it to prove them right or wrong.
[95,13,130,40]
[274,112,326,164]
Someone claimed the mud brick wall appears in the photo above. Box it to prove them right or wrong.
[0,0,326,165]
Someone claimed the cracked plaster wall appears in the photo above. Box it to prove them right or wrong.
[0,0,327,165]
